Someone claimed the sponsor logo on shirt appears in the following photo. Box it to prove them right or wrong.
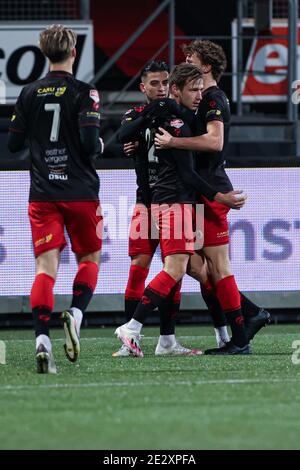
[206,109,222,117]
[217,230,229,238]
[55,86,67,97]
[49,174,68,180]
[86,111,100,119]
[89,89,100,103]
[37,86,67,97]
[170,119,184,128]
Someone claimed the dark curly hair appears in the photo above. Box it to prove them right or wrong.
[182,40,226,83]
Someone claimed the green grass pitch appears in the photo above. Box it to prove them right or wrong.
[0,324,300,450]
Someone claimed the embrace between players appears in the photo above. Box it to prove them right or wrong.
[8,25,270,374]
[114,41,270,358]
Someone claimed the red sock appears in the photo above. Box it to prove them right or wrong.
[30,273,55,337]
[172,280,182,304]
[147,271,178,300]
[215,275,241,312]
[133,271,178,324]
[215,276,246,346]
[125,265,149,301]
[201,279,214,297]
[73,261,99,291]
[71,261,99,312]
[30,273,55,311]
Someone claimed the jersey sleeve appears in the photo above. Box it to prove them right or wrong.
[8,89,27,152]
[78,86,101,128]
[118,107,145,143]
[9,89,27,134]
[202,94,226,124]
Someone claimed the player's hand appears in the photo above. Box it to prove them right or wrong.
[154,128,173,149]
[123,141,138,157]
[214,190,247,209]
[141,99,169,121]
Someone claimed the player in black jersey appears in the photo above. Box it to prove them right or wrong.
[8,25,103,372]
[114,60,203,356]
[115,63,246,357]
[155,40,270,354]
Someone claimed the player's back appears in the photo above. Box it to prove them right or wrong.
[17,71,100,202]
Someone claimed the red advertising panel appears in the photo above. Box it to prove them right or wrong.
[232,20,299,102]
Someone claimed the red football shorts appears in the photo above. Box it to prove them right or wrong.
[28,201,103,257]
[128,203,159,257]
[199,195,230,246]
[151,203,195,260]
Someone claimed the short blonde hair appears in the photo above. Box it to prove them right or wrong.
[39,24,77,63]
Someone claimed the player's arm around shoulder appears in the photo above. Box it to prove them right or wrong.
[154,116,191,148]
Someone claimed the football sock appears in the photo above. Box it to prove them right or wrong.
[200,280,227,328]
[133,271,178,324]
[125,265,149,321]
[30,273,55,337]
[126,318,143,333]
[215,275,247,347]
[214,326,230,346]
[158,334,176,348]
[240,292,260,318]
[159,281,181,335]
[71,261,98,312]
[36,334,52,352]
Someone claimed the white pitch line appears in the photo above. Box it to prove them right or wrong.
[1,333,300,344]
[0,377,300,392]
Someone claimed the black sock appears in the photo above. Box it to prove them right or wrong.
[225,309,247,347]
[71,283,93,312]
[200,285,227,328]
[240,292,260,318]
[159,300,178,335]
[133,288,166,324]
[32,307,51,337]
[125,299,140,322]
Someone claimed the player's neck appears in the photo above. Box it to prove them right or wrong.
[203,75,217,91]
[49,61,73,75]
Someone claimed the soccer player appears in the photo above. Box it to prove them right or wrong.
[154,40,270,354]
[115,60,202,356]
[8,25,103,372]
[115,63,246,357]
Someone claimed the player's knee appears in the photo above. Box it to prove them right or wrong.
[77,251,100,265]
[131,254,152,269]
[187,264,203,282]
[210,263,232,284]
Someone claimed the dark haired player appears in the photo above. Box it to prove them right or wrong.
[116,63,245,357]
[114,60,203,356]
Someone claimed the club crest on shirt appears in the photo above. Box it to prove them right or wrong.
[89,89,100,103]
[170,119,184,128]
